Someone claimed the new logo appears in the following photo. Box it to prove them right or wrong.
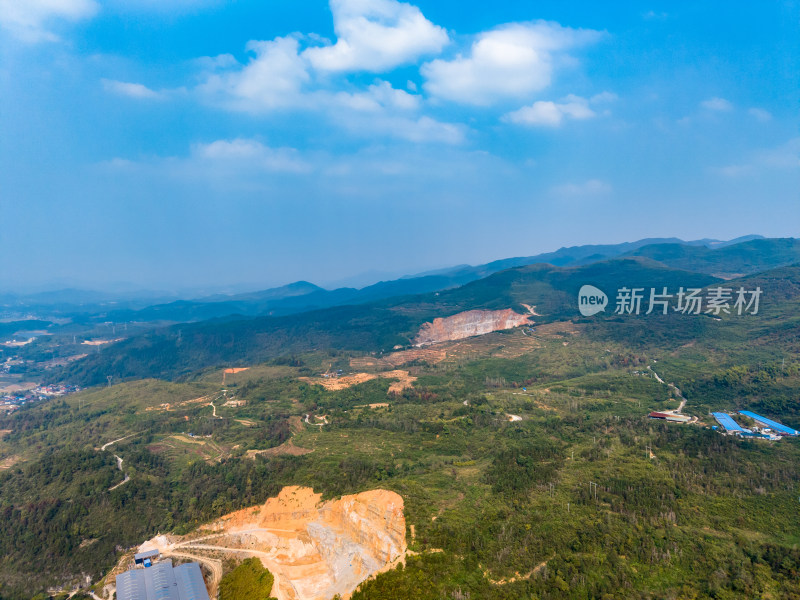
[578,285,608,316]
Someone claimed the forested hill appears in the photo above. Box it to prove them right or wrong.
[61,258,724,386]
[86,236,792,324]
[625,237,800,278]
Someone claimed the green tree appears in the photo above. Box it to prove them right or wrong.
[219,558,277,600]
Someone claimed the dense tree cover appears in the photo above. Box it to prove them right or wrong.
[5,364,798,600]
[219,558,276,600]
[2,263,800,598]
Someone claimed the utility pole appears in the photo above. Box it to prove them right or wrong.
[107,375,113,388]
[589,481,598,502]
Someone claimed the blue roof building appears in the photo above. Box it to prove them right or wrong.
[711,412,745,433]
[739,411,799,436]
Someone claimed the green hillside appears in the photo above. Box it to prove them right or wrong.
[3,260,800,599]
[2,292,800,597]
[60,258,719,386]
[627,237,800,278]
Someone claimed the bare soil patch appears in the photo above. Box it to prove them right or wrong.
[245,439,313,459]
[121,486,406,600]
[299,370,416,393]
[0,455,20,469]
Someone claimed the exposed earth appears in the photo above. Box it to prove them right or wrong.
[299,370,416,394]
[413,308,533,346]
[107,486,406,600]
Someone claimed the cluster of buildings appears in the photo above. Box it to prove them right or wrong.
[116,551,209,600]
[1,383,80,412]
[711,410,799,440]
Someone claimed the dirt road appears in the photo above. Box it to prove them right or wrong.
[108,455,130,491]
[100,434,134,452]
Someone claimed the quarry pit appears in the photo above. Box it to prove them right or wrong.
[112,486,406,600]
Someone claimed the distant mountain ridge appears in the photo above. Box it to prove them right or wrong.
[61,256,726,385]
[624,238,800,278]
[6,235,793,326]
[91,235,787,323]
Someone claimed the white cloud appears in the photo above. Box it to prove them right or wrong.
[332,80,421,112]
[193,139,311,173]
[195,35,464,144]
[421,21,603,106]
[100,138,311,178]
[758,137,800,169]
[0,0,97,42]
[552,179,611,196]
[590,91,618,103]
[199,36,310,112]
[748,107,772,122]
[104,0,223,14]
[700,97,733,111]
[712,164,754,178]
[303,0,448,72]
[712,138,800,177]
[102,79,162,99]
[341,114,465,144]
[504,94,596,127]
[504,92,615,127]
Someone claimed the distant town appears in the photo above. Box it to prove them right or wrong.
[1,382,81,412]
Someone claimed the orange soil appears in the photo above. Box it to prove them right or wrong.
[299,370,416,394]
[246,439,313,459]
[128,486,406,600]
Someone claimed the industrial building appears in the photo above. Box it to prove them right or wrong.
[738,410,799,436]
[711,412,785,440]
[116,557,209,600]
[711,412,745,433]
[648,411,691,423]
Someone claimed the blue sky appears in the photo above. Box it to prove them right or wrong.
[1,0,798,292]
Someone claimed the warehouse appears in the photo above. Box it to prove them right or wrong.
[648,411,691,423]
[738,410,799,436]
[116,560,209,600]
[711,412,745,433]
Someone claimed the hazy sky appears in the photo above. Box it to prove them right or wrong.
[2,0,798,292]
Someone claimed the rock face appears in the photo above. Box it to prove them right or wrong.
[414,309,532,346]
[205,486,404,600]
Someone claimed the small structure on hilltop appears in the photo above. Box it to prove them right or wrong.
[133,549,159,567]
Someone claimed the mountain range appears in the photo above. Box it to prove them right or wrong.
[61,236,800,386]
